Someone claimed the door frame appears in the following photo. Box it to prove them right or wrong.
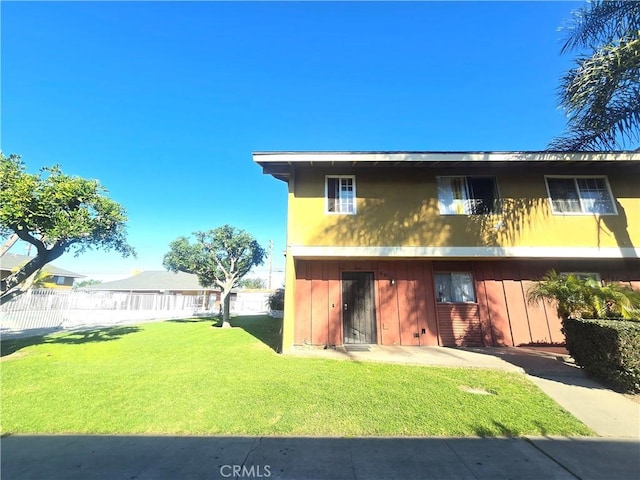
[341,270,377,344]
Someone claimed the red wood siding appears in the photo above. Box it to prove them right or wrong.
[294,260,312,345]
[501,263,531,346]
[436,303,482,346]
[327,262,342,346]
[415,263,439,345]
[476,262,514,346]
[475,260,558,345]
[292,258,640,348]
[396,262,419,346]
[310,262,328,345]
[377,262,401,345]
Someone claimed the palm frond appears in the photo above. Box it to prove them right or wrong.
[560,1,640,54]
[551,17,640,151]
[528,270,640,321]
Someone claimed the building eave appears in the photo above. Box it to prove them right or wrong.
[253,151,640,181]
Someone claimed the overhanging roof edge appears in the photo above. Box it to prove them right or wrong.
[252,151,640,164]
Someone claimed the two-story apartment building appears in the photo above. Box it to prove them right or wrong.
[254,151,640,352]
[1,253,84,290]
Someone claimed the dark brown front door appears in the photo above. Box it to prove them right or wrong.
[342,271,376,344]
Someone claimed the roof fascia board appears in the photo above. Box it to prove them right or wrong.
[253,151,640,164]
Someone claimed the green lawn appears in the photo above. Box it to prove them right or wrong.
[1,315,592,437]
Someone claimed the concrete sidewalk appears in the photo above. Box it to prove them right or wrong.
[2,434,638,479]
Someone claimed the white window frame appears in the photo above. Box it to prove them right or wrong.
[325,175,356,214]
[437,176,500,215]
[544,175,617,216]
[434,272,477,303]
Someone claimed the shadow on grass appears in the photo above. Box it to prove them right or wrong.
[1,326,140,358]
[231,314,283,353]
[473,420,520,437]
[167,317,217,324]
[166,314,282,352]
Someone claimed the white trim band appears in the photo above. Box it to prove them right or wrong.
[254,151,640,164]
[288,245,640,259]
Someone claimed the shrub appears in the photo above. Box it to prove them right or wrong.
[564,318,640,393]
[268,288,284,311]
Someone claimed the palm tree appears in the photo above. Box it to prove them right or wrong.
[527,270,593,321]
[527,270,640,321]
[590,281,640,319]
[549,1,640,151]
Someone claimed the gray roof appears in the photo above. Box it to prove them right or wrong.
[84,270,218,292]
[0,253,84,278]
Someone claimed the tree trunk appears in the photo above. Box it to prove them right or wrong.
[0,244,65,303]
[220,287,232,328]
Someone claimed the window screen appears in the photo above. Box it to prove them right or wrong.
[546,177,615,214]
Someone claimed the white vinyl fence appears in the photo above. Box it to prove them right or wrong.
[231,291,271,315]
[0,289,216,336]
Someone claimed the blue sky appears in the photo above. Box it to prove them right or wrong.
[2,1,582,282]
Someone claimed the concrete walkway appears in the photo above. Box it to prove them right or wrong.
[2,434,638,479]
[2,346,639,479]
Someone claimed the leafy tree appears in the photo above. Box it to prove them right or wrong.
[550,1,640,150]
[268,288,285,311]
[239,277,267,289]
[163,225,266,328]
[75,279,103,288]
[0,153,135,302]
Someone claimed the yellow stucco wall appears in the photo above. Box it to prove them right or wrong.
[287,168,639,249]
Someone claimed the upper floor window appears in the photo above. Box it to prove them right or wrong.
[437,176,499,215]
[545,176,616,215]
[326,175,356,214]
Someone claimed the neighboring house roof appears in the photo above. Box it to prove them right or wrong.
[253,150,640,181]
[83,270,217,292]
[0,253,85,278]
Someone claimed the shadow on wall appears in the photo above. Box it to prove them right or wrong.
[303,166,638,255]
[599,200,636,257]
[465,198,549,248]
[319,197,447,247]
[316,190,550,251]
[460,318,505,348]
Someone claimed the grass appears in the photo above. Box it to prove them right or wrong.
[1,315,592,437]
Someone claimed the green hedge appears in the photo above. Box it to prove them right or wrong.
[564,318,640,393]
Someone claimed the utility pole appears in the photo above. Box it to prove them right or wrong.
[268,240,273,290]
[0,233,19,258]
